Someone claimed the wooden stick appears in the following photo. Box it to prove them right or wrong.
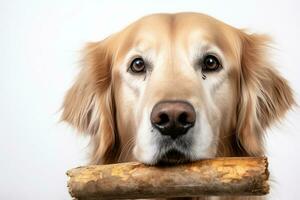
[67,157,269,199]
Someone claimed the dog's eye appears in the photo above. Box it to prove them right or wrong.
[202,55,221,72]
[130,58,146,73]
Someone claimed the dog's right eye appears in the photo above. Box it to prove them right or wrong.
[202,55,221,72]
[129,58,146,73]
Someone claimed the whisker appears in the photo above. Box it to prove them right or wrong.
[123,139,136,161]
[117,136,136,162]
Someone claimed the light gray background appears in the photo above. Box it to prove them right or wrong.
[1,0,299,199]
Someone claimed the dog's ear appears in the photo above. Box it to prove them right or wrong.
[61,39,119,164]
[236,32,294,155]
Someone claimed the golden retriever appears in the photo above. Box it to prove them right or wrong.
[61,13,294,199]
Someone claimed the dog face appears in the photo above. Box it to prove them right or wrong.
[114,14,240,164]
[62,13,294,165]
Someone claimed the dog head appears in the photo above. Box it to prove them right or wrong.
[62,13,294,164]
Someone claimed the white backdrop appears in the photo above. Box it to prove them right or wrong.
[1,1,299,199]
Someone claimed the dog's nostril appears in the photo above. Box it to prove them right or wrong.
[178,112,188,125]
[158,113,169,126]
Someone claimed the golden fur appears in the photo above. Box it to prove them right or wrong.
[61,13,294,199]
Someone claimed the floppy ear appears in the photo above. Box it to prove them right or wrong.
[236,33,295,156]
[61,40,119,164]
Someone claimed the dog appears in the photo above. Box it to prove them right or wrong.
[61,13,294,199]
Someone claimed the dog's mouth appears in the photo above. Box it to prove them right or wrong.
[157,149,190,166]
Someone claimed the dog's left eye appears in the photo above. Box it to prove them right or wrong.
[202,55,221,72]
[129,58,146,73]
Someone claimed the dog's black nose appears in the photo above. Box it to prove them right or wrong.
[150,101,196,139]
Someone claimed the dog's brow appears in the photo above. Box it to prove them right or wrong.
[134,41,153,53]
[189,43,214,60]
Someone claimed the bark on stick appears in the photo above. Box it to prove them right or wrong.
[67,157,269,199]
